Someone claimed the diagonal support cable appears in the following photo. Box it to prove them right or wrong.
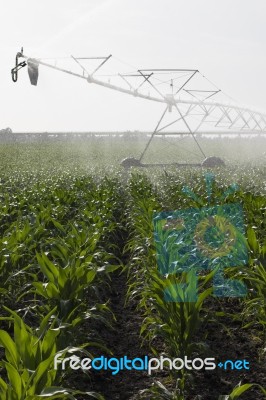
[139,106,169,162]
[174,104,206,158]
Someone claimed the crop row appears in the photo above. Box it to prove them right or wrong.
[0,175,126,399]
[125,173,266,399]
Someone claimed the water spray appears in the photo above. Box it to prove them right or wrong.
[11,48,266,168]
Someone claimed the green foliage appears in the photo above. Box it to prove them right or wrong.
[0,145,265,399]
[0,309,104,399]
[219,382,266,399]
[125,171,265,398]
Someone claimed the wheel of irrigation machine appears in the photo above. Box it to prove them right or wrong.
[120,157,143,168]
[201,156,225,167]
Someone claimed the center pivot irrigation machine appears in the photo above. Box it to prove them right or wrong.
[12,48,266,168]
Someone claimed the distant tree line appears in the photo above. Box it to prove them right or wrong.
[0,128,12,134]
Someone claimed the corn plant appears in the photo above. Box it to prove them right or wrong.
[137,379,184,399]
[0,308,103,399]
[241,263,266,330]
[124,174,216,396]
[218,381,266,399]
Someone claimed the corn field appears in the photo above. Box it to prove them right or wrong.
[0,140,265,400]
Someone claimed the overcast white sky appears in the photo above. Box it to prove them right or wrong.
[1,0,266,131]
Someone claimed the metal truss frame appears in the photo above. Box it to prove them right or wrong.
[12,50,266,163]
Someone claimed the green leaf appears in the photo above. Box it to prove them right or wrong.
[0,377,8,392]
[228,383,266,399]
[3,362,22,398]
[0,330,19,368]
[36,253,59,284]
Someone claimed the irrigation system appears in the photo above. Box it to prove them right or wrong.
[11,48,266,168]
